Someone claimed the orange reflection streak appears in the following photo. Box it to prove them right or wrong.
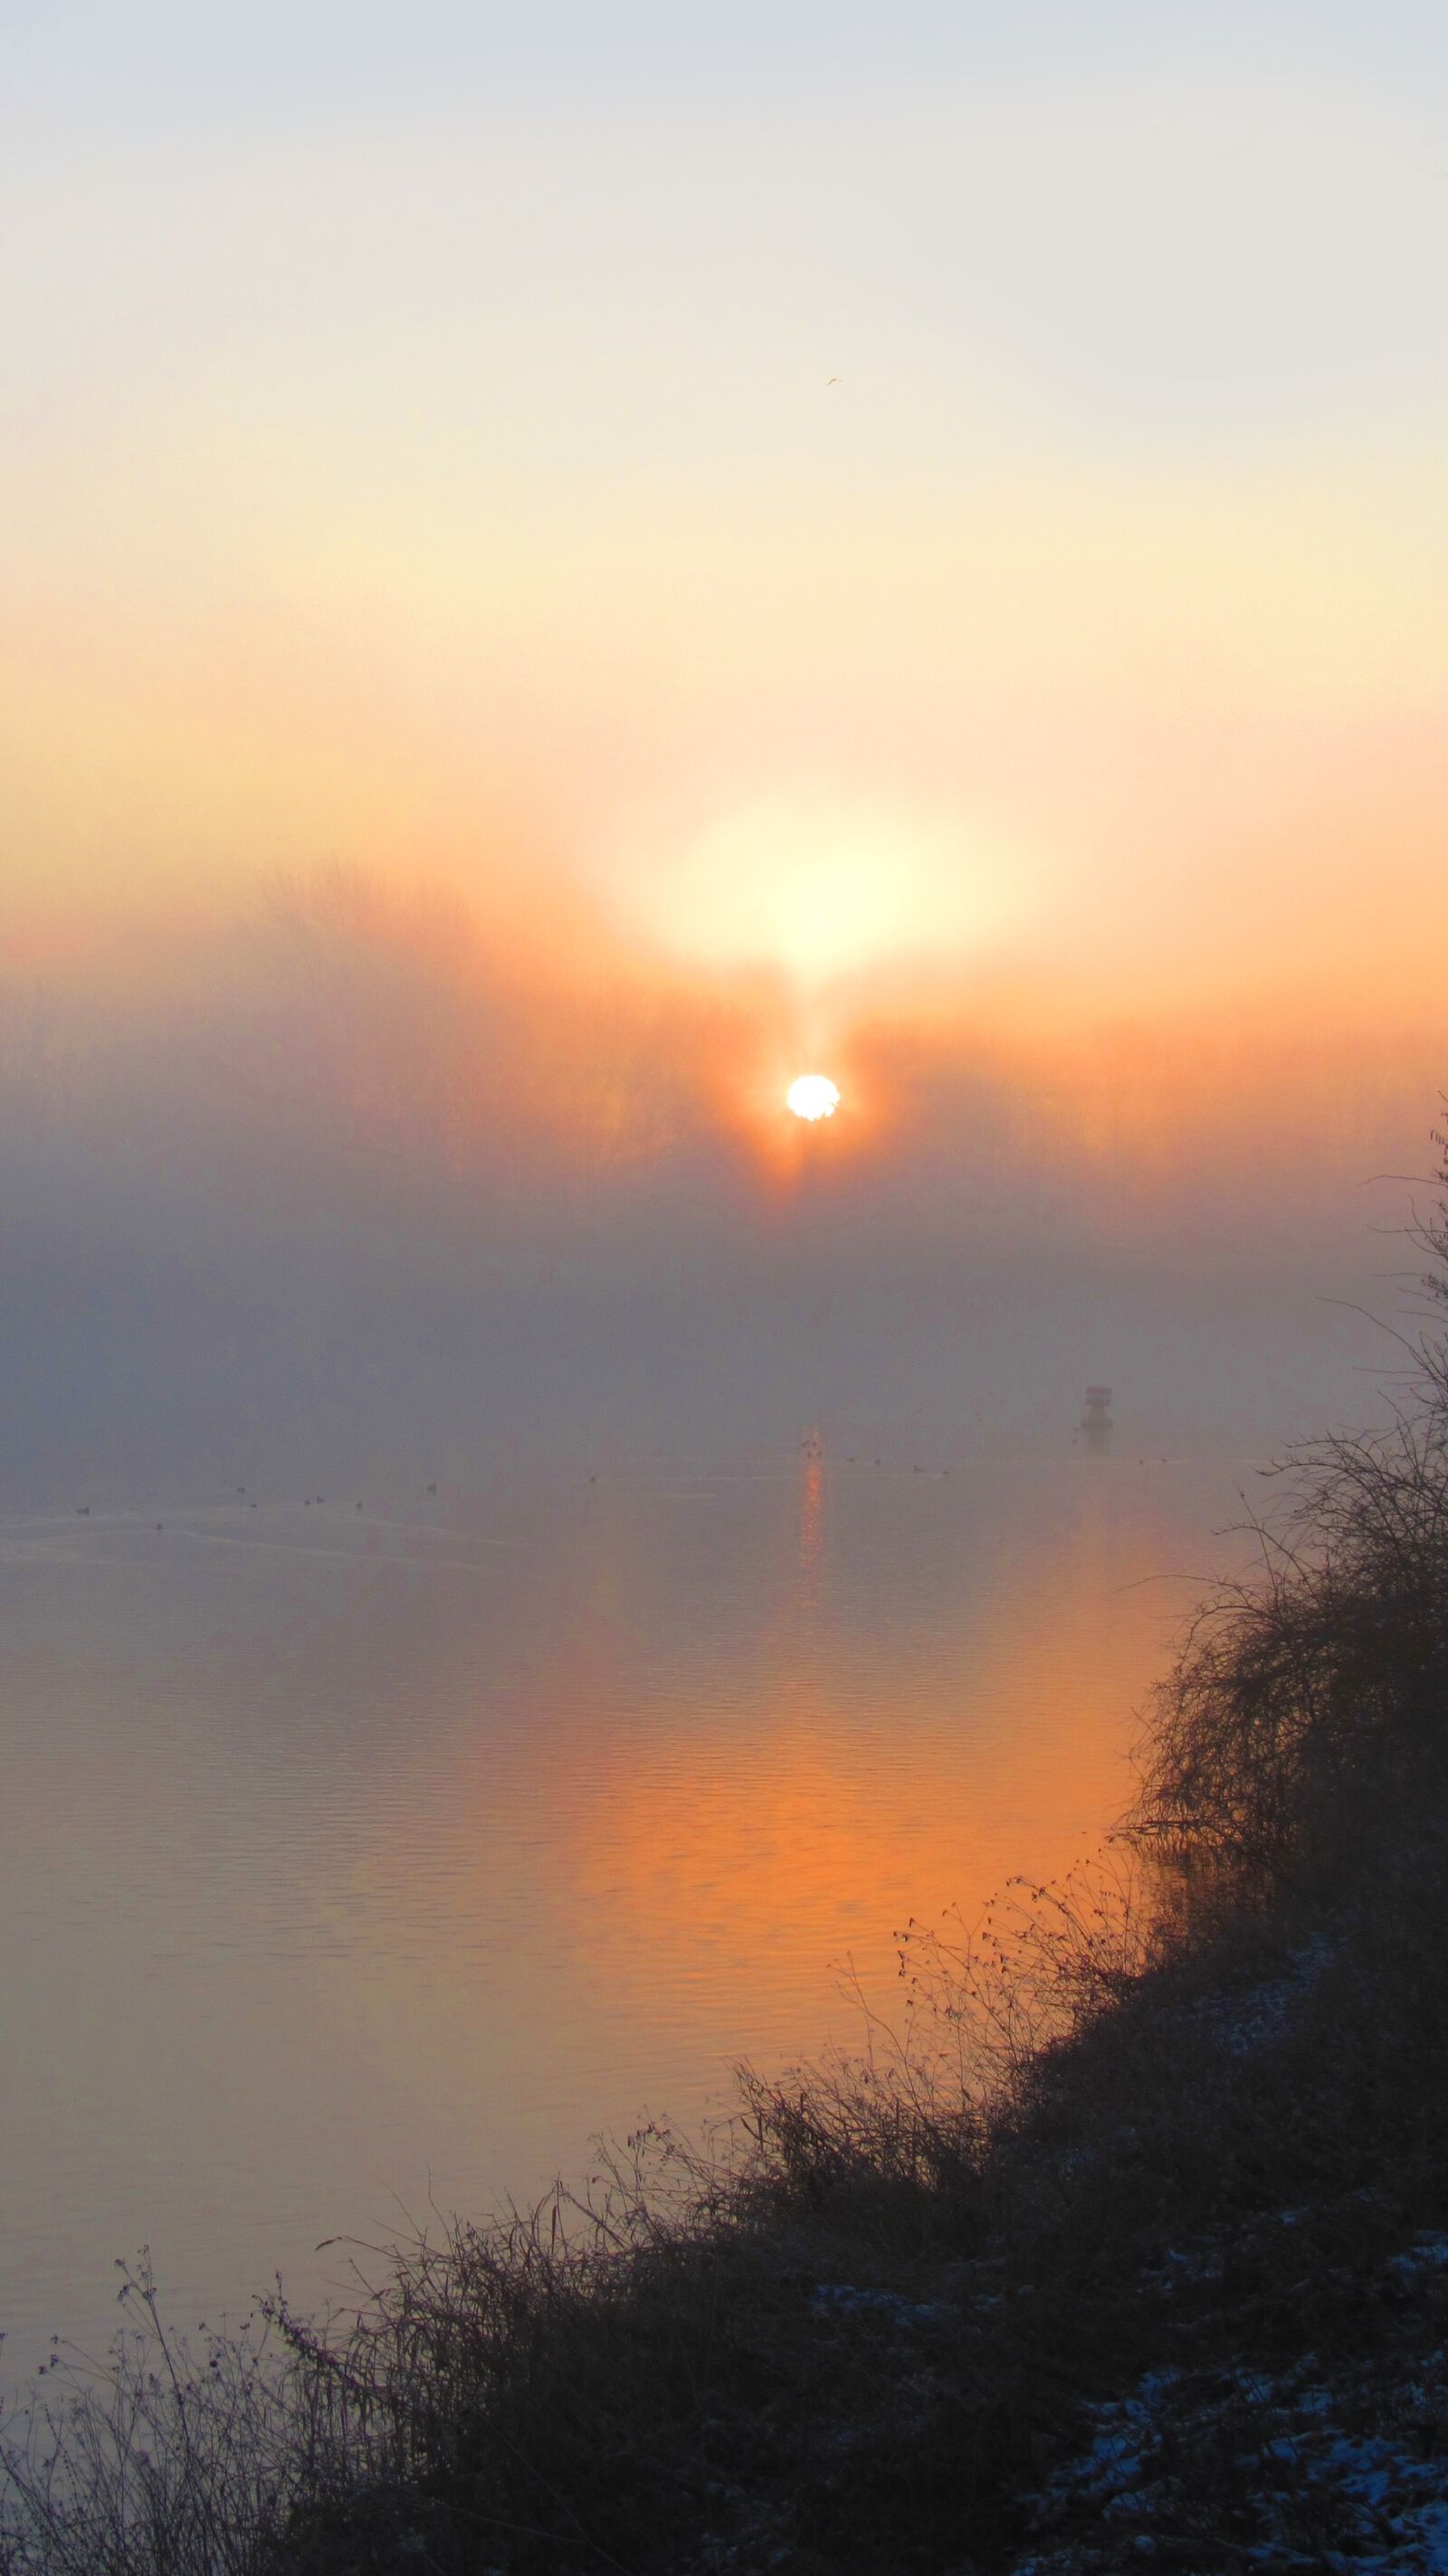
[544,1607,1169,2040]
[419,1469,1207,2070]
[797,1436,824,1608]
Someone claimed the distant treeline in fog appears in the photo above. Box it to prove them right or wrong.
[1,869,1442,1496]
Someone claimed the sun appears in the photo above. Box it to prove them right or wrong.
[786,1073,841,1122]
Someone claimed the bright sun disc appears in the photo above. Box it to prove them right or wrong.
[786,1074,841,1122]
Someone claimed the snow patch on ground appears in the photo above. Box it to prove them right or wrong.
[1011,2229,1448,2573]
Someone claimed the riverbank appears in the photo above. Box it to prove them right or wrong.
[262,1824,1448,2572]
[6,1250,1448,2571]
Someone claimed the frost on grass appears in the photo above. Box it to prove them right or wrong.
[1015,2231,1448,2575]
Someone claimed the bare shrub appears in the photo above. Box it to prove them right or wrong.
[1123,1115,1448,1886]
[0,2257,348,2576]
[1129,1412,1448,1882]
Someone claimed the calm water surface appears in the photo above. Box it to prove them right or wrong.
[2,1449,1248,2369]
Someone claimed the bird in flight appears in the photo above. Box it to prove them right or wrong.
[826,376,840,385]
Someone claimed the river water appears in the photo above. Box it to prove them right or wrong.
[1,1446,1252,2372]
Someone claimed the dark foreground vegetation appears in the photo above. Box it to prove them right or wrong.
[6,1145,1448,2575]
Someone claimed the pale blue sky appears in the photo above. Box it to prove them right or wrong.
[4,0,1446,131]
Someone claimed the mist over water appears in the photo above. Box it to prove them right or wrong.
[2,869,1438,1504]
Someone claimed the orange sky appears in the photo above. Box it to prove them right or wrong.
[3,29,1446,1077]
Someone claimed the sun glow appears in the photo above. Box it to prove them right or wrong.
[610,793,1034,987]
[786,1074,841,1122]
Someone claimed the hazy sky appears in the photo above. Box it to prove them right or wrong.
[5,2,1444,1005]
[2,5,1446,1488]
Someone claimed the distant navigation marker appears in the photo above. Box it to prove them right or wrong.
[1080,1386,1113,1450]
